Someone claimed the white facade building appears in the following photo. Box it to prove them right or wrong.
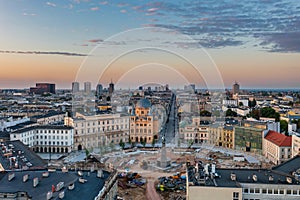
[292,134,300,157]
[263,130,292,164]
[10,125,74,153]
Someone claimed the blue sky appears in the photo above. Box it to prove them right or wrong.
[0,0,300,89]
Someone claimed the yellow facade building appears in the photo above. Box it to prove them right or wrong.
[130,99,159,144]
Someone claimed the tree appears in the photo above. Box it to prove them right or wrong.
[188,139,194,149]
[248,99,257,108]
[249,109,260,120]
[280,120,288,135]
[140,138,146,147]
[260,107,280,122]
[239,102,244,107]
[226,109,237,117]
[152,138,156,148]
[291,119,300,129]
[200,110,212,116]
[119,139,125,150]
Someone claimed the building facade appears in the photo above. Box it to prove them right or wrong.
[187,156,300,200]
[209,125,234,149]
[179,117,209,144]
[292,134,300,157]
[30,83,55,94]
[10,125,74,153]
[72,113,130,151]
[72,82,80,93]
[232,82,240,95]
[129,98,159,144]
[84,82,92,93]
[31,111,65,125]
[234,126,264,154]
[263,130,292,164]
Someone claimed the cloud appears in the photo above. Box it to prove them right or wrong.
[100,1,108,5]
[117,3,129,7]
[23,13,36,16]
[131,0,300,52]
[257,32,300,53]
[120,9,127,13]
[147,8,159,12]
[46,2,56,7]
[90,7,99,11]
[0,50,87,57]
[88,39,103,43]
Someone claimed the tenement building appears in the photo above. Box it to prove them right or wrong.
[71,112,130,151]
[129,98,159,144]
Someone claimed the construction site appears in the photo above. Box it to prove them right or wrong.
[103,144,273,200]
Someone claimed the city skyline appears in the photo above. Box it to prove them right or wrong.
[1,0,300,89]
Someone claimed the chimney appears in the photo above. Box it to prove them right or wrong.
[231,173,236,181]
[286,177,292,184]
[8,173,15,181]
[23,174,28,182]
[252,174,258,182]
[59,191,65,199]
[268,175,274,182]
[46,191,53,200]
[33,177,39,187]
[97,169,103,178]
[42,172,49,178]
[68,183,75,190]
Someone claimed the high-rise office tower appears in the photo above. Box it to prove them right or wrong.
[108,81,114,94]
[84,82,92,93]
[232,82,240,94]
[96,84,103,96]
[72,82,80,93]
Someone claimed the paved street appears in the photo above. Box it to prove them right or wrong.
[158,93,178,144]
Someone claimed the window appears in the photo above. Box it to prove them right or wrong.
[274,189,278,194]
[292,190,297,195]
[267,189,273,194]
[233,192,239,200]
[262,189,267,194]
[255,188,260,194]
[279,189,284,194]
[287,189,292,195]
[243,188,249,193]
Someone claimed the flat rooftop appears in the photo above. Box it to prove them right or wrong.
[0,140,46,171]
[188,157,300,188]
[0,170,110,200]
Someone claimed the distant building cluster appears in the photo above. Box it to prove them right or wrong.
[30,83,55,94]
[0,81,300,199]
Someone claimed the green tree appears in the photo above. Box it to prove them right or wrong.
[260,107,280,122]
[248,99,257,108]
[119,139,125,150]
[239,102,244,107]
[200,110,212,116]
[291,119,300,129]
[188,139,194,149]
[280,120,288,135]
[152,138,156,147]
[249,109,260,120]
[226,109,237,117]
[140,138,146,147]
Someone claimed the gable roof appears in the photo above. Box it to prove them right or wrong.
[265,130,292,147]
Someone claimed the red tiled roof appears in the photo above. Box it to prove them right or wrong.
[265,130,292,147]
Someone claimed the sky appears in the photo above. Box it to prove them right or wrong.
[0,0,300,89]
